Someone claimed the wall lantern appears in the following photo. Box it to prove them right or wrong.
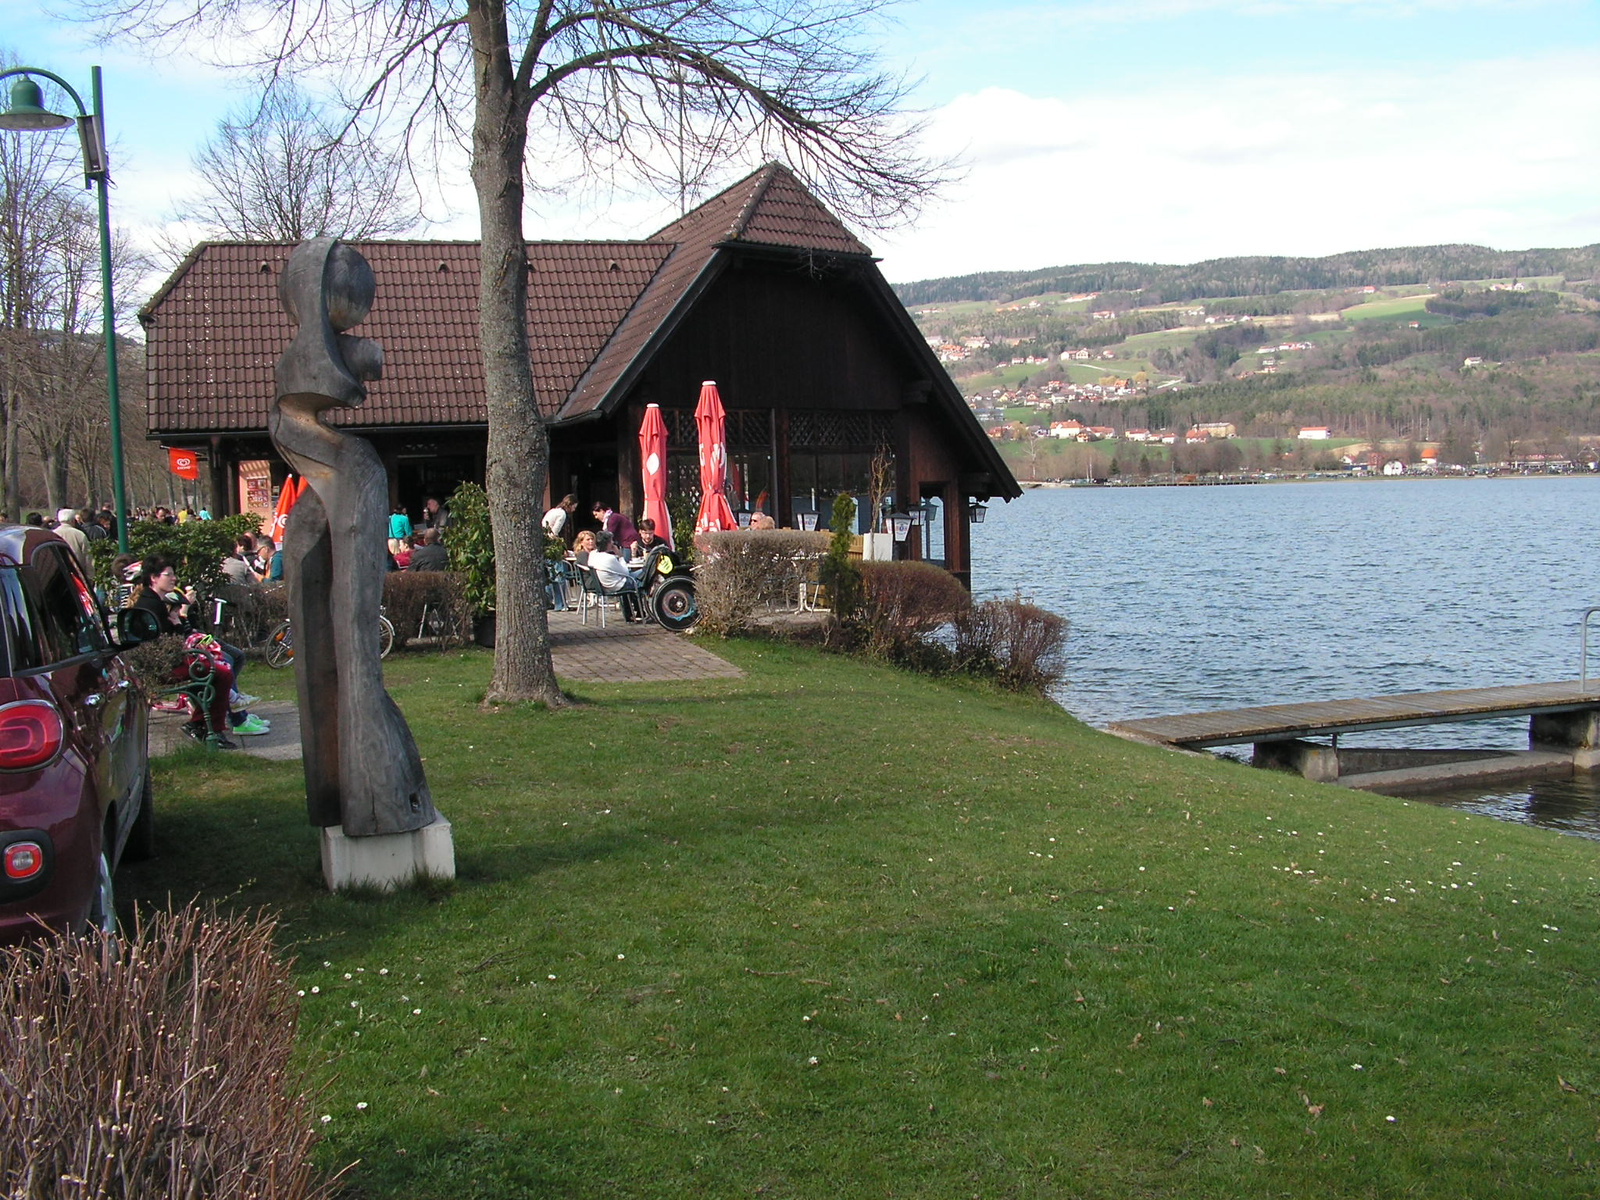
[889,511,912,542]
[968,500,988,524]
[734,508,752,529]
[795,508,819,531]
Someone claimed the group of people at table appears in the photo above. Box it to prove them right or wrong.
[542,495,690,621]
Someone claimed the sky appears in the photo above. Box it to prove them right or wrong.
[9,0,1600,294]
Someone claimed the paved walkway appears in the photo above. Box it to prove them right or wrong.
[151,613,742,760]
[547,607,744,683]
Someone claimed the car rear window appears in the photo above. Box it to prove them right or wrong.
[6,546,108,671]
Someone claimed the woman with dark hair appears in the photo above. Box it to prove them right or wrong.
[128,556,265,749]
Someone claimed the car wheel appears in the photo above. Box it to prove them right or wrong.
[86,848,116,936]
[123,766,156,863]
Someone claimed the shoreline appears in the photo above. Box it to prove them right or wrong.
[1014,470,1594,489]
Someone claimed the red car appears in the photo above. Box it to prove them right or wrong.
[0,525,154,942]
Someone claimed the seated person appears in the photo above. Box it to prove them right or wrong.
[128,557,268,748]
[221,535,262,586]
[630,518,671,561]
[407,527,450,571]
[587,532,643,620]
[749,511,776,530]
[571,529,596,566]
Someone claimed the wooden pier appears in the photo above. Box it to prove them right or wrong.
[1106,681,1600,791]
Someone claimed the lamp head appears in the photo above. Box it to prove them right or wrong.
[0,77,72,131]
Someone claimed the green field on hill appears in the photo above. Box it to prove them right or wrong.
[1341,294,1434,322]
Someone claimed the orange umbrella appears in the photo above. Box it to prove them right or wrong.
[638,403,674,549]
[269,475,299,544]
[693,380,738,533]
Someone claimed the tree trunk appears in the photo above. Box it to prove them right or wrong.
[4,396,19,519]
[467,0,564,707]
[42,434,69,512]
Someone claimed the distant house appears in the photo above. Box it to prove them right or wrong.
[1091,310,1116,321]
[1463,357,1484,369]
[1298,426,1331,440]
[1124,428,1153,442]
[1382,459,1406,476]
[1088,426,1117,440]
[1195,422,1236,439]
[1049,421,1087,441]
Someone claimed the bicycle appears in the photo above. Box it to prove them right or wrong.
[265,614,396,668]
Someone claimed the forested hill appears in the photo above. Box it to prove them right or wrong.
[894,245,1600,307]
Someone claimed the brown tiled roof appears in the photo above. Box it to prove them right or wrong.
[142,163,875,434]
[143,240,670,433]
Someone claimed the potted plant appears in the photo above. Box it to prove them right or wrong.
[444,482,497,645]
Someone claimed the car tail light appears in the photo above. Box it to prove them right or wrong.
[3,841,43,880]
[0,701,64,770]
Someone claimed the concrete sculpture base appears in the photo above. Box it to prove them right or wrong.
[321,817,455,892]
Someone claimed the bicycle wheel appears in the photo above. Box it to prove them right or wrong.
[265,620,294,669]
[377,615,395,659]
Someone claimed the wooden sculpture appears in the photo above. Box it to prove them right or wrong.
[271,238,436,838]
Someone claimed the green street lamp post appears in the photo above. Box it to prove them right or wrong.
[0,66,129,553]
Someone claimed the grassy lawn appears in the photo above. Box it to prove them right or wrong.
[129,645,1600,1198]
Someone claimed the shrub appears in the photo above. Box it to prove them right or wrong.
[855,561,972,659]
[216,581,288,648]
[96,514,262,598]
[443,482,495,615]
[693,529,829,636]
[952,596,1069,693]
[0,907,336,1200]
[382,570,473,648]
[121,634,188,697]
[817,493,862,623]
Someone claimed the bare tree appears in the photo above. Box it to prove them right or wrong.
[177,84,423,242]
[77,0,944,703]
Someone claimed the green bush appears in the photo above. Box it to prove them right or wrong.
[818,492,862,625]
[0,907,335,1200]
[102,515,262,598]
[444,482,495,615]
[692,529,828,636]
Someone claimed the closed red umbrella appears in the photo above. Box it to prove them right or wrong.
[638,403,674,549]
[693,380,738,533]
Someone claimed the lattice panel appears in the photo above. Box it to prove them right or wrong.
[662,408,769,448]
[789,410,895,450]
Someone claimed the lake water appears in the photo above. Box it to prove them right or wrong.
[970,476,1600,834]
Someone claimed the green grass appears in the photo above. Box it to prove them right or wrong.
[128,646,1600,1198]
[1340,294,1435,322]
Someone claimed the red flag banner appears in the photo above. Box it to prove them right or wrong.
[168,448,199,480]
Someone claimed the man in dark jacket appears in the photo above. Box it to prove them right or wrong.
[407,527,450,571]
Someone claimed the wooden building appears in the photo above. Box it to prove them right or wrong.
[140,163,1018,581]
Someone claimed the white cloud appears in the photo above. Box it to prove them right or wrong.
[872,53,1600,280]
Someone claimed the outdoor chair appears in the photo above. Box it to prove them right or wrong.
[575,563,623,627]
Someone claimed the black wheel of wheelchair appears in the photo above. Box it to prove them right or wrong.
[651,577,699,632]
